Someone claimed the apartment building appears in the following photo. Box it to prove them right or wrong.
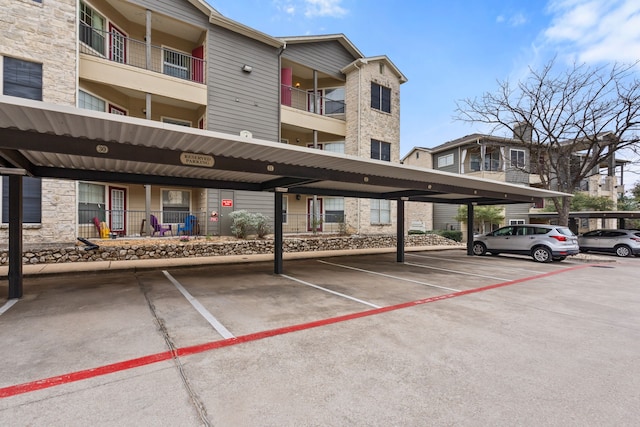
[0,0,406,243]
[406,131,626,235]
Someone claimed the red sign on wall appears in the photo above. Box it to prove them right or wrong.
[221,199,233,207]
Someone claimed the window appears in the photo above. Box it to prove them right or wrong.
[162,190,190,223]
[163,48,189,80]
[78,182,105,224]
[2,177,42,224]
[79,90,105,111]
[509,219,525,225]
[162,117,191,127]
[324,87,345,115]
[371,139,391,161]
[324,142,345,154]
[437,153,454,168]
[109,24,126,64]
[510,149,526,169]
[79,1,105,55]
[282,196,288,224]
[370,199,390,224]
[371,82,391,113]
[470,153,481,171]
[324,198,344,223]
[484,149,501,171]
[3,57,42,100]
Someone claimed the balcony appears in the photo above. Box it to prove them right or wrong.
[79,22,205,84]
[280,84,347,136]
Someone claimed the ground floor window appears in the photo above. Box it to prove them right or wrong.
[509,219,526,225]
[324,197,344,223]
[370,199,390,224]
[78,182,105,224]
[162,189,190,223]
[1,177,42,223]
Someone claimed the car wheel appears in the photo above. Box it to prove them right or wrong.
[615,245,632,257]
[531,246,552,263]
[552,256,567,261]
[472,242,487,256]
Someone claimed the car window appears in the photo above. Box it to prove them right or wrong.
[556,227,575,236]
[603,231,625,237]
[582,230,602,237]
[493,226,516,236]
[529,227,550,235]
[634,232,640,238]
[515,227,527,236]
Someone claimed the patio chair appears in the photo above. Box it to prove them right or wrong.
[177,214,198,236]
[150,214,172,236]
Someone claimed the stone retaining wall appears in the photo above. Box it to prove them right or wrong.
[0,234,462,266]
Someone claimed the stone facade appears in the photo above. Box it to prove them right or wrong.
[343,59,403,235]
[0,235,463,266]
[401,148,434,231]
[0,0,77,244]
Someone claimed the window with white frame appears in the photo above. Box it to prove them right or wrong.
[370,199,390,224]
[510,149,526,168]
[79,1,106,55]
[437,153,454,168]
[324,197,344,223]
[79,90,105,111]
[509,219,525,225]
[163,48,189,80]
[162,189,190,223]
[78,182,106,224]
[371,82,391,113]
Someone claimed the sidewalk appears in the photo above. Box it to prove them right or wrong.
[0,246,466,278]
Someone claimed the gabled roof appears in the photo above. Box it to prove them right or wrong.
[209,14,284,48]
[400,147,431,163]
[341,56,408,84]
[279,34,364,59]
[429,133,520,153]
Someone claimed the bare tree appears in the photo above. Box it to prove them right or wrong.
[456,59,640,225]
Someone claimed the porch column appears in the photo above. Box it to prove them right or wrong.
[396,198,407,263]
[274,189,285,274]
[145,185,152,236]
[145,10,152,70]
[466,203,475,256]
[7,173,24,299]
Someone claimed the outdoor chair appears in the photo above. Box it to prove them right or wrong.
[177,214,198,236]
[150,214,172,236]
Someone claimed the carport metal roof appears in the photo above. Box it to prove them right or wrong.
[0,97,569,205]
[1,96,572,299]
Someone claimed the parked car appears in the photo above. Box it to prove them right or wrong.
[578,229,640,257]
[472,224,579,263]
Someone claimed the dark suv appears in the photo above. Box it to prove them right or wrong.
[473,224,579,263]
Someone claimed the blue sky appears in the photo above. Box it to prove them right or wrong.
[206,0,640,177]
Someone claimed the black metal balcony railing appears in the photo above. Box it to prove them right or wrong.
[77,211,347,239]
[78,210,207,239]
[281,85,345,119]
[79,22,205,84]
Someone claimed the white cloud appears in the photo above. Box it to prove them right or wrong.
[543,0,640,63]
[304,0,348,18]
[496,12,527,27]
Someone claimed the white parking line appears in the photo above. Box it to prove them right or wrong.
[0,299,19,316]
[317,260,460,292]
[406,253,543,274]
[403,262,511,281]
[280,274,381,308]
[162,270,235,340]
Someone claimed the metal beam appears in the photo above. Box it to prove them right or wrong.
[397,198,406,263]
[274,191,284,274]
[0,149,35,176]
[8,175,23,299]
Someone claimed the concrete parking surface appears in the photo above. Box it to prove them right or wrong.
[1,249,639,426]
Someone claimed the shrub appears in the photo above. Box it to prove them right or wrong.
[228,210,253,239]
[438,230,463,242]
[253,213,271,238]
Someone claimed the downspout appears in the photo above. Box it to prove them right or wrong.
[277,42,286,143]
[353,59,364,233]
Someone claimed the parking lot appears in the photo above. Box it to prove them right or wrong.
[1,249,639,426]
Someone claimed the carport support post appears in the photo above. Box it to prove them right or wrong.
[8,174,23,299]
[274,189,285,274]
[466,203,474,256]
[397,198,407,263]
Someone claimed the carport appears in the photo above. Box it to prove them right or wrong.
[0,96,568,299]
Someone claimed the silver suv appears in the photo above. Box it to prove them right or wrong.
[473,224,579,263]
[578,229,640,257]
